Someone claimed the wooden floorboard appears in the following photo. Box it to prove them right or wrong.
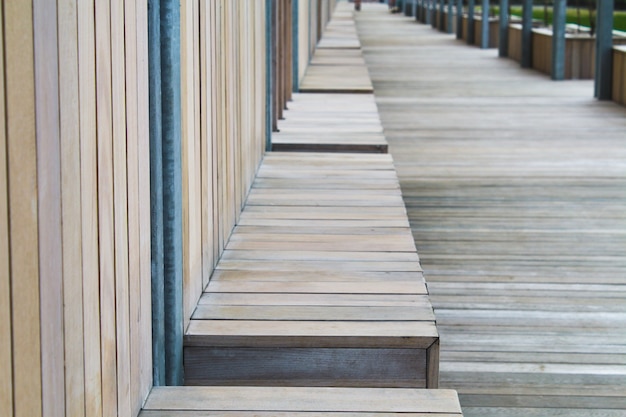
[356,4,626,417]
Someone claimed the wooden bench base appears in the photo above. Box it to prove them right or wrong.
[140,386,463,416]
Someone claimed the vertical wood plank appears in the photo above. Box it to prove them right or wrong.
[0,5,13,415]
[136,0,154,397]
[112,0,132,411]
[95,0,119,413]
[200,0,216,288]
[77,0,103,414]
[33,0,65,414]
[4,1,43,416]
[124,0,144,413]
[58,0,86,416]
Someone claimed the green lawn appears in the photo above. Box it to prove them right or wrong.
[492,6,626,32]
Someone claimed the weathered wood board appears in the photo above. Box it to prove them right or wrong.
[141,386,463,416]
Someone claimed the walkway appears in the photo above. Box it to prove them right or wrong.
[356,4,626,417]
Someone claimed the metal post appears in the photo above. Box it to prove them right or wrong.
[426,0,432,25]
[499,0,509,56]
[480,0,489,48]
[439,0,445,30]
[521,0,533,68]
[551,0,566,80]
[266,0,274,149]
[148,0,165,387]
[456,0,463,39]
[595,0,614,99]
[521,0,532,67]
[293,0,299,92]
[447,0,453,33]
[467,0,475,44]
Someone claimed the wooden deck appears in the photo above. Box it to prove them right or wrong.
[185,151,440,388]
[356,4,626,417]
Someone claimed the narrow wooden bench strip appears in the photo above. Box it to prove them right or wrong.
[142,386,462,414]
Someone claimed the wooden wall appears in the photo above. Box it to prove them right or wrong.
[1,1,152,417]
[179,0,267,327]
[1,0,328,416]
[613,46,626,106]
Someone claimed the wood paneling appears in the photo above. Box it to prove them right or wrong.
[1,1,152,416]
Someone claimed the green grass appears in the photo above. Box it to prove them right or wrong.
[491,6,626,32]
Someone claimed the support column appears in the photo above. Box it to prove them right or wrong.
[480,0,489,48]
[595,0,614,99]
[456,0,463,39]
[439,0,445,30]
[499,0,509,56]
[293,0,299,92]
[149,0,184,386]
[426,0,432,25]
[521,0,532,67]
[467,0,475,44]
[447,0,453,33]
[551,0,566,80]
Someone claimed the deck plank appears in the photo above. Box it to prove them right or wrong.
[356,4,626,416]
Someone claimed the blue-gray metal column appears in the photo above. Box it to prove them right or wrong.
[413,0,418,18]
[480,0,489,48]
[521,0,532,67]
[148,0,165,387]
[293,0,299,92]
[499,0,509,56]
[595,0,614,99]
[456,0,463,39]
[426,0,432,25]
[447,0,453,33]
[159,0,184,386]
[149,0,184,386]
[266,0,274,149]
[551,0,566,80]
[439,0,445,30]
[467,0,475,44]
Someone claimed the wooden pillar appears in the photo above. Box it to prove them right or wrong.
[595,0,614,99]
[456,0,463,39]
[467,0,475,44]
[521,0,532,67]
[551,0,566,80]
[498,0,509,56]
[480,0,489,48]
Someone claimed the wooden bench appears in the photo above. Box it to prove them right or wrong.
[140,386,463,416]
[271,93,388,153]
[184,152,439,388]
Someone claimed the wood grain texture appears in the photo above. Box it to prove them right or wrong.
[78,0,103,414]
[4,1,43,415]
[58,0,86,415]
[143,386,462,413]
[0,6,12,415]
[95,0,118,414]
[357,4,626,415]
